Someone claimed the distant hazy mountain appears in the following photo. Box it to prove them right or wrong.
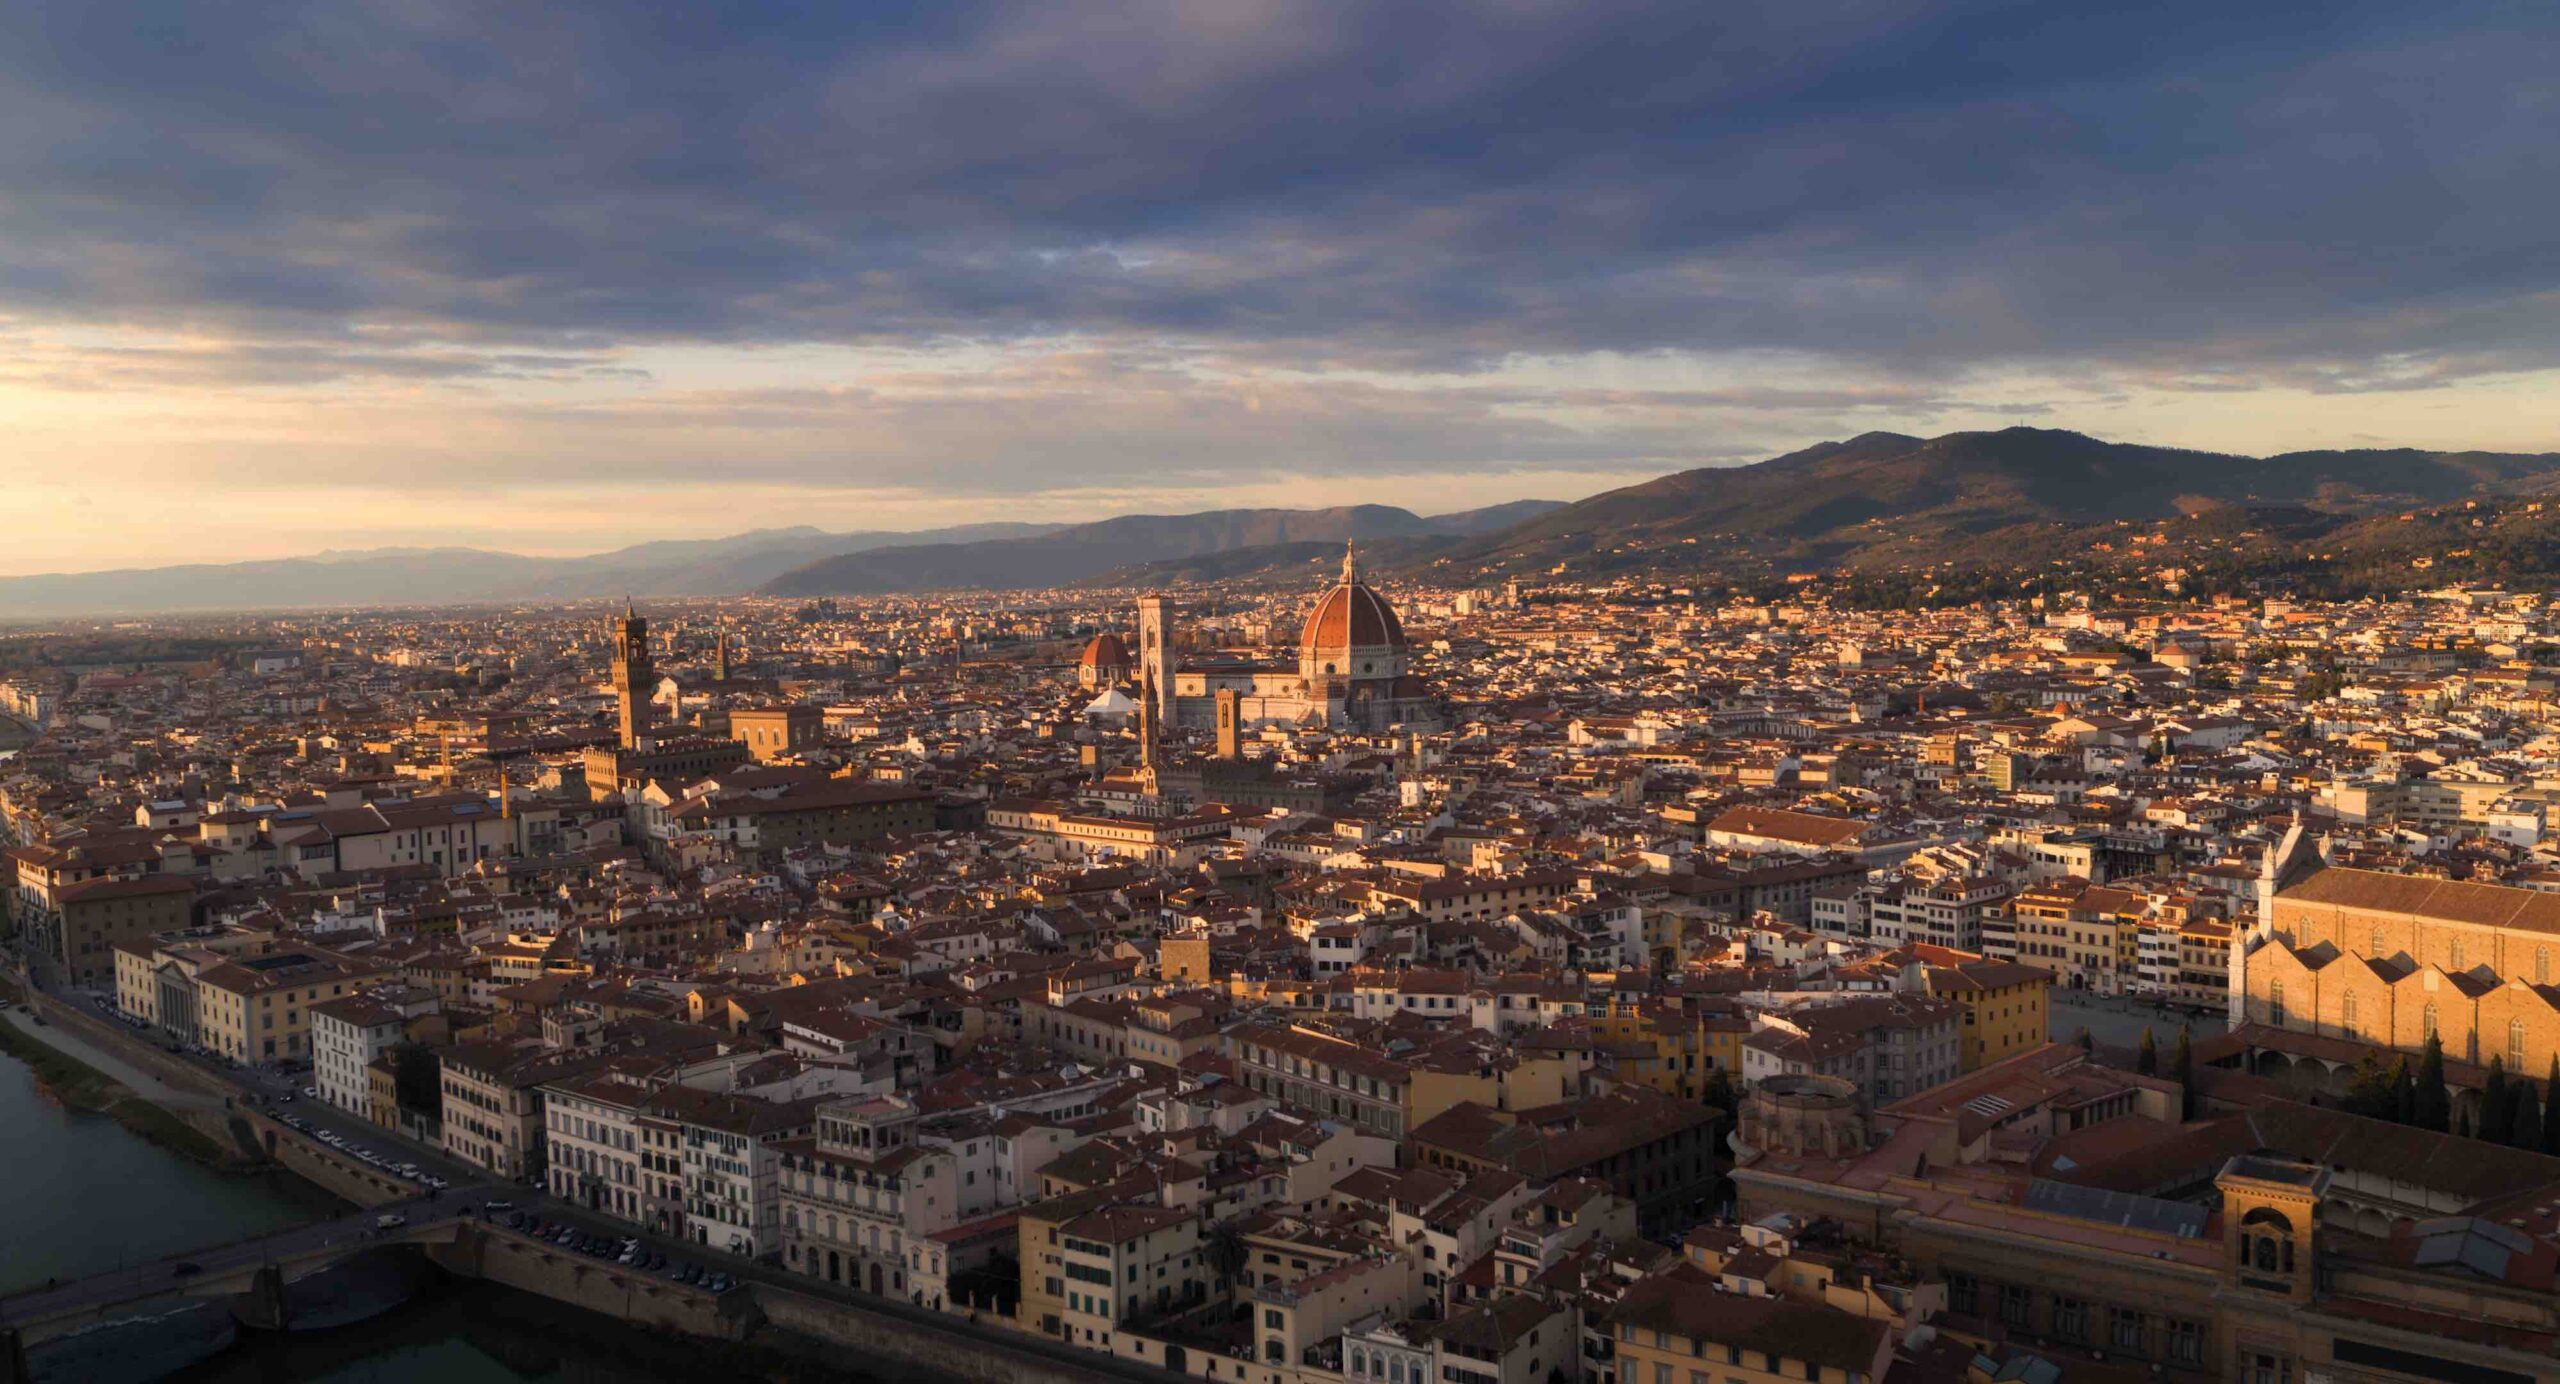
[758,501,1565,595]
[1434,427,2560,575]
[0,522,1057,616]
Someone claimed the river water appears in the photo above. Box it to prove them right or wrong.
[0,1045,855,1381]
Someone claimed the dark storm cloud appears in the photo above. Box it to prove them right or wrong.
[0,0,2551,379]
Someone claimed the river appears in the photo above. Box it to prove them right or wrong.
[1,1044,871,1382]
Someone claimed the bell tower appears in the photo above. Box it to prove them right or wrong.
[612,601,654,750]
[1136,594,1175,721]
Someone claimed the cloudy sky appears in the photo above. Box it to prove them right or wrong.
[3,0,2555,572]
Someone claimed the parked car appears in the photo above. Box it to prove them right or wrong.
[375,1214,407,1230]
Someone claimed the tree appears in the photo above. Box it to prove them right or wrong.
[391,1042,441,1115]
[2172,1024,2195,1119]
[2546,1056,2560,1156]
[2339,1054,2395,1121]
[2506,1083,2542,1151]
[1205,1221,1249,1289]
[1702,1067,1738,1113]
[2413,1034,2450,1132]
[2389,1056,2416,1126]
[2482,1057,2513,1144]
[2136,1028,2158,1077]
[2075,1026,2095,1053]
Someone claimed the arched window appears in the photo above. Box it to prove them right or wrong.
[1351,1351,1366,1378]
[2511,1018,2528,1068]
[2540,947,2551,985]
[2341,993,2359,1039]
[1390,1361,1405,1384]
[2242,1207,2296,1276]
[2371,925,2388,956]
[2269,980,2286,1027]
[2423,1003,2439,1042]
[2450,939,2468,972]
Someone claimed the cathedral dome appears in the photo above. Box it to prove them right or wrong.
[1299,542,1408,681]
[1078,632,1131,670]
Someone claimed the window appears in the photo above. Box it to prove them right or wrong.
[2341,992,2359,1038]
[2450,940,2467,972]
[2053,1297,2087,1341]
[2163,1321,2203,1368]
[2423,1003,2439,1042]
[2112,1312,2145,1353]
[1999,1285,2031,1330]
[2268,981,2285,1027]
[2371,925,2387,956]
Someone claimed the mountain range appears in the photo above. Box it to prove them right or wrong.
[12,427,2560,615]
[1442,428,2560,571]
[1092,428,2560,588]
[755,501,1563,596]
[0,522,1057,617]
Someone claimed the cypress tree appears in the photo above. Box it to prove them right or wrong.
[2545,1056,2560,1155]
[2481,1057,2512,1144]
[2136,1028,2158,1077]
[2507,1084,2541,1150]
[2414,1033,2450,1132]
[2172,1024,2195,1119]
[2390,1056,2416,1126]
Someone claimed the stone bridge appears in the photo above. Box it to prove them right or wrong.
[0,1204,466,1374]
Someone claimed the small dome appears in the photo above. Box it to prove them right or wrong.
[1079,632,1132,668]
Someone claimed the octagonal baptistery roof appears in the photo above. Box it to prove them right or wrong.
[1300,542,1408,671]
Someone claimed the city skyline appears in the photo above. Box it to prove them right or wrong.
[4,0,2556,570]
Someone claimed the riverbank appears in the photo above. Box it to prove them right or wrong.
[0,1010,245,1170]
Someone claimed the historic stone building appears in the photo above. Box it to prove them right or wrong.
[2236,823,2560,1094]
[1132,544,1440,734]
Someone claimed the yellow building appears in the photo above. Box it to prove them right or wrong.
[1610,1262,1892,1384]
[1589,1002,1747,1099]
[191,948,388,1064]
[1912,949,2055,1072]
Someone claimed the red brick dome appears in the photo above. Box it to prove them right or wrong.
[1079,632,1131,669]
[1300,543,1407,678]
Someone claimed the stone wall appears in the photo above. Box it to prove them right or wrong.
[259,1123,417,1207]
[433,1224,744,1342]
[24,987,417,1202]
[750,1277,1188,1384]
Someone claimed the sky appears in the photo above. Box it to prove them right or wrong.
[2,0,2556,573]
